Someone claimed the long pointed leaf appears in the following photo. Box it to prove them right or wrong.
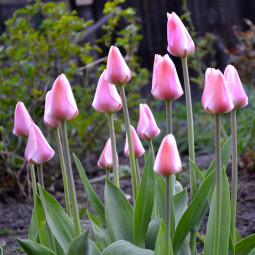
[67,229,89,255]
[134,151,154,247]
[73,153,105,224]
[28,210,37,240]
[145,216,160,250]
[155,174,165,221]
[235,234,255,255]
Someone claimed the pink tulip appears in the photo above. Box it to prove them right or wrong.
[154,134,181,176]
[104,46,132,85]
[13,101,34,137]
[92,70,122,113]
[47,74,78,121]
[224,65,248,109]
[167,12,195,57]
[124,125,145,158]
[44,90,61,128]
[25,124,54,164]
[151,54,183,100]
[202,68,234,114]
[137,104,160,140]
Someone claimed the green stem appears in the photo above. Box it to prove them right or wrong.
[61,121,81,236]
[108,113,119,187]
[106,169,110,180]
[37,164,44,188]
[54,128,72,218]
[135,157,141,188]
[30,164,37,207]
[230,109,237,244]
[181,56,197,255]
[213,114,222,255]
[148,139,155,161]
[166,100,172,134]
[119,84,137,201]
[165,175,173,255]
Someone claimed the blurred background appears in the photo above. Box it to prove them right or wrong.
[0,0,254,196]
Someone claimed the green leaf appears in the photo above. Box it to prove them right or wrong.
[249,248,255,255]
[28,209,37,240]
[190,159,204,182]
[105,178,134,243]
[173,171,216,254]
[155,174,165,221]
[155,219,173,255]
[173,188,188,227]
[87,211,111,249]
[73,153,105,224]
[204,168,231,255]
[17,239,56,255]
[145,216,160,250]
[0,246,3,255]
[205,136,232,178]
[102,240,154,255]
[235,234,255,255]
[134,151,154,247]
[67,229,89,255]
[38,185,75,253]
[89,240,101,255]
[35,194,50,248]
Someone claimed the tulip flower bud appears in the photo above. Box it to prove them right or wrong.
[202,68,234,114]
[98,138,118,170]
[105,46,132,85]
[44,90,61,128]
[47,74,78,121]
[167,12,195,57]
[137,104,160,140]
[13,101,34,137]
[25,124,54,165]
[124,125,145,158]
[224,65,248,109]
[92,70,122,113]
[154,134,181,176]
[151,54,183,101]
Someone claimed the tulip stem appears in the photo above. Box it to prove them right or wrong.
[61,121,81,236]
[119,84,137,201]
[37,164,44,188]
[54,128,72,218]
[106,169,110,180]
[108,113,119,187]
[165,174,173,255]
[148,139,155,161]
[166,100,172,134]
[30,164,37,206]
[230,109,237,244]
[181,56,196,199]
[213,114,222,255]
[135,158,141,188]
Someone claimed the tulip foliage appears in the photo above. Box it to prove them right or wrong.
[12,10,254,255]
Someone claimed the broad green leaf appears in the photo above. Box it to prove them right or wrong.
[175,180,184,194]
[155,219,173,255]
[35,194,50,248]
[190,159,204,182]
[28,209,37,240]
[173,171,216,254]
[205,136,232,178]
[17,239,56,255]
[134,151,154,247]
[67,228,89,255]
[173,188,188,226]
[73,153,105,224]
[155,174,165,220]
[145,216,160,250]
[204,168,231,255]
[87,211,111,249]
[249,248,255,255]
[235,234,255,255]
[89,240,101,255]
[38,185,75,253]
[105,179,134,243]
[0,246,3,255]
[102,240,154,255]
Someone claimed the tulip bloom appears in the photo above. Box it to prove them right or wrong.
[151,54,183,101]
[104,46,132,85]
[44,90,61,128]
[167,12,195,57]
[25,124,54,165]
[202,68,234,114]
[154,134,181,176]
[137,104,160,140]
[224,65,248,109]
[124,125,145,158]
[13,101,34,137]
[47,74,78,121]
[92,70,122,113]
[98,138,118,170]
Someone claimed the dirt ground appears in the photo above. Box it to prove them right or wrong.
[0,155,255,255]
